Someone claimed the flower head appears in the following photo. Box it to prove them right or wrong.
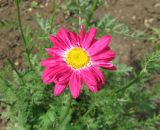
[41,25,116,98]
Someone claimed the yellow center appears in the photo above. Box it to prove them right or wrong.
[65,48,90,69]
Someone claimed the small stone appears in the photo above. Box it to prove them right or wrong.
[132,43,136,47]
[144,19,150,28]
[148,18,154,23]
[28,8,32,12]
[154,3,160,8]
[45,3,48,7]
[64,15,69,19]
[40,5,44,8]
[121,16,124,19]
[132,16,136,20]
[15,61,19,66]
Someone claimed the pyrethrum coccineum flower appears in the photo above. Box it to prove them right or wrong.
[41,25,116,98]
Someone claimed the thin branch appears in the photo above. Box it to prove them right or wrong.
[15,0,32,69]
[0,100,12,106]
[115,76,140,93]
[49,0,56,33]
[87,0,99,24]
[57,96,72,130]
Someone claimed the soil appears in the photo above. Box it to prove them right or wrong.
[95,0,160,65]
[0,0,160,129]
[103,0,160,30]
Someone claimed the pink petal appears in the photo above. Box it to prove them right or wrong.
[86,84,98,93]
[97,83,103,90]
[45,48,64,57]
[42,68,56,84]
[55,69,73,84]
[41,63,71,84]
[41,58,61,67]
[91,66,105,84]
[81,68,98,85]
[54,84,67,96]
[53,65,72,84]
[79,25,85,44]
[68,31,80,47]
[56,31,70,48]
[56,27,72,47]
[45,49,63,59]
[81,67,104,92]
[48,34,67,50]
[94,62,117,70]
[69,72,82,99]
[81,27,97,49]
[87,35,111,56]
[91,50,116,62]
[48,35,58,47]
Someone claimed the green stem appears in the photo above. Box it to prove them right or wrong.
[115,61,149,93]
[57,96,72,129]
[8,59,25,86]
[77,0,81,26]
[15,0,32,69]
[49,0,56,33]
[80,107,92,121]
[0,100,12,106]
[115,75,140,93]
[87,0,99,24]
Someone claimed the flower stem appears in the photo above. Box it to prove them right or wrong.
[77,0,81,26]
[87,0,99,24]
[115,76,140,93]
[57,96,72,130]
[15,0,32,69]
[115,62,148,93]
[0,100,12,106]
[49,0,56,33]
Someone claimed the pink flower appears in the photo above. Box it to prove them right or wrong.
[41,25,116,98]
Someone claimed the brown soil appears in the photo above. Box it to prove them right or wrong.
[95,0,160,65]
[104,0,160,30]
[0,0,56,69]
[0,0,160,129]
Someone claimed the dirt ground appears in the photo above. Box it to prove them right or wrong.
[0,0,160,129]
[95,0,160,65]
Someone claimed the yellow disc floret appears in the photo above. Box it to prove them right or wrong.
[65,48,90,69]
